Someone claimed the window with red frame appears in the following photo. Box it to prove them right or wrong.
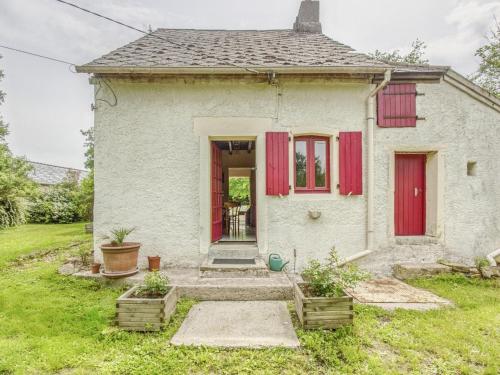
[294,136,330,193]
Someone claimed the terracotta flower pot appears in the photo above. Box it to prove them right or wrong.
[100,242,140,278]
[148,256,161,271]
[91,262,101,274]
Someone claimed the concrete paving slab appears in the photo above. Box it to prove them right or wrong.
[170,301,300,348]
[348,278,453,310]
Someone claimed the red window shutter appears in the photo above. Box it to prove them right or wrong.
[266,132,289,196]
[377,83,417,127]
[339,131,362,195]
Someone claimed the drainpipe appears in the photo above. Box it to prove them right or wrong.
[338,69,392,267]
[366,69,392,253]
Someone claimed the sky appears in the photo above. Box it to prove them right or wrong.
[0,0,498,169]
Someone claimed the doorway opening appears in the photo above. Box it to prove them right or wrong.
[211,140,256,243]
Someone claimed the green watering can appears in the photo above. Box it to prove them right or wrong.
[268,253,289,272]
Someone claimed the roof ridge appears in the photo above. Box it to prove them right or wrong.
[155,28,294,32]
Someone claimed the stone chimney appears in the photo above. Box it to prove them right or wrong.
[293,0,322,33]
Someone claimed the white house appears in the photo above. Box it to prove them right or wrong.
[77,0,500,275]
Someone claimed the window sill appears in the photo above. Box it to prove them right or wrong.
[294,190,331,194]
[289,191,338,202]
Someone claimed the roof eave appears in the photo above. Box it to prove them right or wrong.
[75,65,390,75]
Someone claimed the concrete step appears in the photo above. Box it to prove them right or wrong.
[393,263,452,280]
[200,256,269,278]
[209,242,259,259]
[72,267,293,301]
[177,274,293,301]
[394,236,439,245]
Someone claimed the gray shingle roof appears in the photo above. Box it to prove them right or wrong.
[392,63,450,74]
[77,29,390,72]
[29,162,89,186]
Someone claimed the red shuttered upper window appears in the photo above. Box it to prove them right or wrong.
[294,136,330,193]
[377,83,417,127]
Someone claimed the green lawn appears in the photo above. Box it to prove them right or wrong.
[0,224,498,374]
[0,223,90,267]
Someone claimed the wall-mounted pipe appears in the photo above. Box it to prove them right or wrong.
[366,70,392,253]
[335,69,392,267]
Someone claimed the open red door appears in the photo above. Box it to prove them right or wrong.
[211,142,223,242]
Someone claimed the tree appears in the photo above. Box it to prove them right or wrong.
[28,172,81,224]
[470,20,500,97]
[77,127,94,221]
[81,127,94,170]
[371,39,429,65]
[229,177,250,204]
[0,55,36,228]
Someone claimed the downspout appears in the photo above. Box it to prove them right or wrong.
[367,70,392,251]
[339,69,392,267]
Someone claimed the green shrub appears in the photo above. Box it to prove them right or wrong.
[137,271,169,297]
[76,244,92,266]
[474,256,490,270]
[103,227,135,245]
[27,175,81,224]
[0,57,37,228]
[302,247,370,298]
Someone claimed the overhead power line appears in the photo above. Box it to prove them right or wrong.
[53,0,260,74]
[0,44,76,66]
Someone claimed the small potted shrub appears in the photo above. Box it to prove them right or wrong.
[100,227,140,278]
[116,271,178,331]
[295,247,369,329]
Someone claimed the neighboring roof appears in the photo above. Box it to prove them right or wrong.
[29,161,89,186]
[76,29,390,74]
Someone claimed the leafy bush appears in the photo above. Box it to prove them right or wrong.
[302,247,370,298]
[228,177,250,204]
[474,256,490,270]
[103,227,135,245]
[27,175,81,224]
[0,59,36,228]
[137,271,169,297]
[76,244,92,266]
[76,171,93,221]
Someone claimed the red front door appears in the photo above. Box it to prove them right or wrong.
[211,142,223,242]
[395,154,426,236]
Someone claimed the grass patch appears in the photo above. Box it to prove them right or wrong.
[0,224,498,374]
[0,223,90,267]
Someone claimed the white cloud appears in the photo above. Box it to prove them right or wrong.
[426,0,500,72]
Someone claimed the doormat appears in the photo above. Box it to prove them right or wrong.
[212,258,256,265]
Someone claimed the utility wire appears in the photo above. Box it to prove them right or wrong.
[53,0,261,74]
[0,44,76,66]
[0,44,116,107]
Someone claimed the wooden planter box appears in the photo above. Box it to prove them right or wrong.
[294,282,353,329]
[116,285,177,331]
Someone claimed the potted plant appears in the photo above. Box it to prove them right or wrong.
[295,247,369,330]
[148,255,161,271]
[116,271,177,331]
[91,262,101,274]
[100,227,140,278]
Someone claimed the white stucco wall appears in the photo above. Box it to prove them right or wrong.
[92,75,499,272]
